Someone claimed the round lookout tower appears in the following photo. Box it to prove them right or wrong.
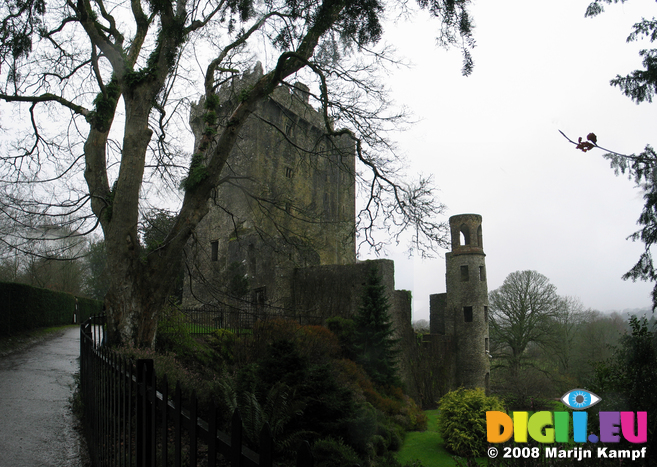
[446,214,490,391]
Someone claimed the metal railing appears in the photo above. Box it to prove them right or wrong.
[79,315,315,466]
[164,303,323,335]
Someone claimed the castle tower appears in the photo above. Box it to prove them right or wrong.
[430,214,490,391]
[183,64,356,310]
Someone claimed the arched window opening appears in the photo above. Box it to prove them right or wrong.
[460,224,470,246]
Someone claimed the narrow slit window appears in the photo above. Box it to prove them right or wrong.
[210,240,219,262]
[460,265,469,282]
[479,266,486,281]
[464,306,473,323]
[485,338,489,352]
[285,167,294,178]
[484,306,489,322]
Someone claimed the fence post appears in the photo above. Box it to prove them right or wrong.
[259,423,273,467]
[137,359,154,467]
[208,401,217,467]
[231,409,243,467]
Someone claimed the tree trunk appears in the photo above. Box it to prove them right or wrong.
[101,87,169,348]
[103,245,183,347]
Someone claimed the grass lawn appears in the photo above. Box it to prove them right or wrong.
[396,410,458,467]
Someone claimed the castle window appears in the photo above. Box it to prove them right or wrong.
[477,225,483,248]
[210,240,218,262]
[485,338,489,352]
[464,306,473,323]
[285,167,294,178]
[460,265,469,282]
[484,306,489,322]
[479,266,486,281]
[254,286,267,305]
[460,224,470,245]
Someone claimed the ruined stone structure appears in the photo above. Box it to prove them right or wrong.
[184,65,490,406]
[429,214,491,391]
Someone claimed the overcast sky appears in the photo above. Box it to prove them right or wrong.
[366,0,657,320]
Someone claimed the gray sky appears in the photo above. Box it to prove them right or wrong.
[367,0,657,320]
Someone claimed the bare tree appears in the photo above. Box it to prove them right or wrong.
[489,270,563,377]
[0,0,475,346]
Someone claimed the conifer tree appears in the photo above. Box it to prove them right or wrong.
[354,265,399,387]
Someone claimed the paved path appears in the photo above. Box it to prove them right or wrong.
[0,327,88,467]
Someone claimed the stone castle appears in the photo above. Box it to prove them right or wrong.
[183,64,490,405]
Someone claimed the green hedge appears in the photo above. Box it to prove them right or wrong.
[0,282,103,336]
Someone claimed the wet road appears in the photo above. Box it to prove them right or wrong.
[0,327,88,467]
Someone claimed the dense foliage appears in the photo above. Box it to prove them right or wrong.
[437,388,504,458]
[0,282,102,335]
[121,315,426,466]
[591,316,657,464]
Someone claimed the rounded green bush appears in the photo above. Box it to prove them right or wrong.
[437,388,504,458]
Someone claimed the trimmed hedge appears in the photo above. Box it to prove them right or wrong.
[0,282,103,336]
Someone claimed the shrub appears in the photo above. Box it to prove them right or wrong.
[297,324,341,363]
[344,403,378,454]
[0,282,102,335]
[156,307,194,353]
[326,316,356,359]
[206,328,237,364]
[312,437,362,467]
[437,388,504,458]
[115,345,219,407]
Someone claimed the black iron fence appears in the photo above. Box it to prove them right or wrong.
[165,303,323,335]
[80,315,315,466]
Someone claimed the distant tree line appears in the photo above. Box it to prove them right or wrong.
[488,269,648,408]
[0,209,180,301]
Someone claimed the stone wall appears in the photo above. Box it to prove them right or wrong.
[184,64,355,309]
[292,258,431,403]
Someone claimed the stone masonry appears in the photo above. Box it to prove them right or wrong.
[183,65,490,405]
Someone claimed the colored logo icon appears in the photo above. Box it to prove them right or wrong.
[560,389,602,410]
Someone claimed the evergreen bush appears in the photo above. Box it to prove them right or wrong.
[437,388,504,457]
[0,281,102,335]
